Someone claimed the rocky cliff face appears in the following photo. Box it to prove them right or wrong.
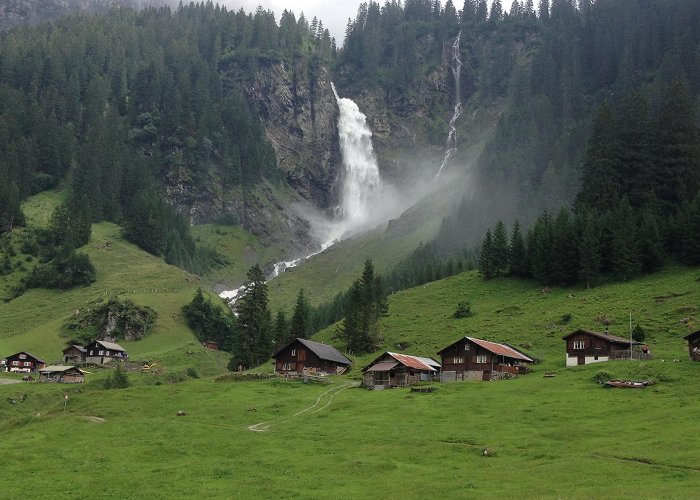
[0,0,155,30]
[236,59,341,211]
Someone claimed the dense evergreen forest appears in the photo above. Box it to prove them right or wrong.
[0,2,332,275]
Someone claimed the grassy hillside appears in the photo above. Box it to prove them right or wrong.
[0,192,230,373]
[2,263,698,497]
[316,266,700,370]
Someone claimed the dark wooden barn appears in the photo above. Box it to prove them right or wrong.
[438,336,534,381]
[62,345,86,364]
[562,329,650,366]
[84,340,128,365]
[273,338,352,375]
[39,365,85,383]
[684,330,700,361]
[362,352,441,389]
[3,352,46,373]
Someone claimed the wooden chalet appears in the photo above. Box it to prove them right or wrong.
[39,365,85,383]
[203,340,219,350]
[273,338,352,375]
[84,340,128,365]
[438,336,534,382]
[562,329,650,366]
[3,352,46,373]
[362,352,441,389]
[62,345,86,364]
[684,330,700,361]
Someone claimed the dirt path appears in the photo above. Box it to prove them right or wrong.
[248,382,355,432]
[0,378,24,385]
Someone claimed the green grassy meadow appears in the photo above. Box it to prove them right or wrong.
[1,359,699,498]
[2,192,700,498]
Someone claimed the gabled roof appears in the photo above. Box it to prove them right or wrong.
[562,329,641,346]
[40,365,83,373]
[363,352,441,372]
[90,340,127,352]
[273,338,352,366]
[4,351,45,363]
[62,344,86,353]
[438,337,534,362]
[684,330,700,341]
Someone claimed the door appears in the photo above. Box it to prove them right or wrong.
[297,348,306,372]
[577,355,585,365]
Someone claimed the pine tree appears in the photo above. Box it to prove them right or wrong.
[637,208,664,272]
[509,219,527,277]
[611,197,641,281]
[272,310,289,346]
[234,264,272,368]
[289,289,311,340]
[577,211,600,289]
[478,229,494,280]
[491,220,509,277]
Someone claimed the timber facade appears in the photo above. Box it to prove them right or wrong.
[684,330,700,361]
[273,338,352,375]
[562,329,650,366]
[62,345,86,364]
[3,352,46,373]
[84,340,128,365]
[438,337,534,381]
[39,365,85,383]
[362,352,441,389]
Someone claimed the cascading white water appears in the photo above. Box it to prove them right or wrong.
[436,31,463,177]
[332,82,382,230]
[220,84,384,308]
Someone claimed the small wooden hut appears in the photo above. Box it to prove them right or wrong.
[39,365,85,383]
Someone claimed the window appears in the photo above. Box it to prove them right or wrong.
[98,350,104,355]
[12,361,19,366]
[105,351,110,356]
[24,362,31,367]
[291,349,296,356]
[476,355,488,364]
[19,354,26,360]
[453,357,464,364]
[464,344,470,351]
[89,350,94,355]
[282,363,294,370]
[573,340,585,350]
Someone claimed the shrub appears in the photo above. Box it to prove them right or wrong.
[592,370,614,384]
[186,367,200,379]
[632,324,646,342]
[453,302,473,318]
[104,364,130,389]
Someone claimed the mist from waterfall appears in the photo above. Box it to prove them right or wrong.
[437,31,463,177]
[331,82,382,236]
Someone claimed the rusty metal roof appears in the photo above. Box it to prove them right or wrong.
[387,352,440,371]
[562,329,641,345]
[365,361,398,372]
[438,337,533,362]
[466,338,534,362]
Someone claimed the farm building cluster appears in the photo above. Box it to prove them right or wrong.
[1,340,128,384]
[272,328,697,389]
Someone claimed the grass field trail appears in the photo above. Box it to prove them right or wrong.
[249,381,356,432]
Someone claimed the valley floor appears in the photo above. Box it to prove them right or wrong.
[1,358,699,498]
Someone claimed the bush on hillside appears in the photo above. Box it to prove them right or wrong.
[453,302,473,318]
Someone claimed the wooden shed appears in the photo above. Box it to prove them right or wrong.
[3,352,46,373]
[84,340,128,364]
[39,365,85,383]
[62,345,86,364]
[438,336,534,381]
[562,329,650,366]
[362,352,441,389]
[684,330,700,361]
[273,338,352,375]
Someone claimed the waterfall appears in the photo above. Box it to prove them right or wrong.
[436,31,463,177]
[332,82,382,230]
[220,84,384,308]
